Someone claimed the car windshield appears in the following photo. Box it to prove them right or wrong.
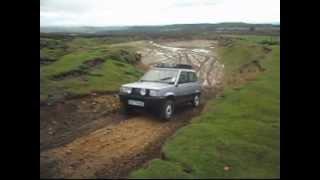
[140,69,178,83]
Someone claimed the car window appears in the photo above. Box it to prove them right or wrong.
[178,71,188,84]
[188,72,197,82]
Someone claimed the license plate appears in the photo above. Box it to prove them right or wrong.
[128,100,144,107]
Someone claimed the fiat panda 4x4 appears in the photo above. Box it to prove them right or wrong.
[119,63,201,120]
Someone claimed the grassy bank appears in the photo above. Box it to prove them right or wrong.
[40,37,144,103]
[130,36,280,178]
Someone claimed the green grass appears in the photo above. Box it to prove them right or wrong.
[40,37,144,102]
[130,37,280,179]
[222,34,279,44]
[130,159,194,179]
[60,59,143,94]
[41,50,104,77]
[218,38,264,74]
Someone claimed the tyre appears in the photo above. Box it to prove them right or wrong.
[160,100,174,120]
[120,102,131,115]
[191,94,200,107]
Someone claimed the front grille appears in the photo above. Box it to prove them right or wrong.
[132,88,141,95]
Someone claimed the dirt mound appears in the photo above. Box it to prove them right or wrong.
[40,51,56,65]
[82,58,105,68]
[52,69,88,80]
[239,60,265,74]
[262,46,272,53]
[40,56,56,65]
[109,49,142,64]
[215,37,235,47]
[227,60,266,87]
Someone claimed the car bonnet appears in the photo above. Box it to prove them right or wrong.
[122,82,173,90]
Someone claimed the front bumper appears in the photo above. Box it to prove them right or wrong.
[119,93,166,108]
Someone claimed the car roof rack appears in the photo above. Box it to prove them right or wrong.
[153,63,193,69]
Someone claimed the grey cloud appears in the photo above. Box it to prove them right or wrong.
[40,0,95,13]
[40,0,280,26]
[173,0,221,7]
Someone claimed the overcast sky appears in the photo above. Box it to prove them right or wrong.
[40,0,280,26]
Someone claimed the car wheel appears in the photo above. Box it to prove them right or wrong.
[192,94,200,107]
[120,102,131,115]
[160,100,174,120]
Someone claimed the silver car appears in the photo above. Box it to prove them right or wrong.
[119,64,201,120]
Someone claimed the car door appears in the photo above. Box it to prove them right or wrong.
[176,71,192,103]
[187,71,200,97]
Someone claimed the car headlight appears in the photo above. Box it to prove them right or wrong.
[120,86,132,94]
[140,88,146,96]
[149,90,159,96]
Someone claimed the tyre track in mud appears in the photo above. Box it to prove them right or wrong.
[41,104,205,179]
[140,40,224,87]
[40,40,224,178]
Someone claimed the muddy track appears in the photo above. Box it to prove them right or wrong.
[139,40,224,87]
[40,40,224,178]
[40,103,207,179]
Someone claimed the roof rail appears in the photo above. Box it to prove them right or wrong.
[153,63,193,69]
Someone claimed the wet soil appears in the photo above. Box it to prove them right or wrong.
[40,93,120,151]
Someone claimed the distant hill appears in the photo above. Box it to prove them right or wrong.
[40,23,279,34]
[40,26,130,34]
